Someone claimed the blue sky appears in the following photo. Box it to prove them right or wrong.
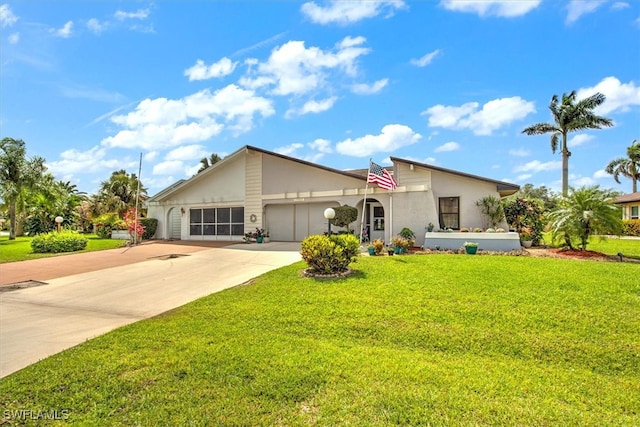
[1,0,639,196]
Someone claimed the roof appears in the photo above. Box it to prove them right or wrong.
[390,156,520,196]
[615,192,640,203]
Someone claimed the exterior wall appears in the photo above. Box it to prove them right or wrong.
[621,202,640,220]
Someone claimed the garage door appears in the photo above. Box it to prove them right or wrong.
[265,203,337,242]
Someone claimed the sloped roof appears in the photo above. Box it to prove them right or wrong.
[615,192,640,203]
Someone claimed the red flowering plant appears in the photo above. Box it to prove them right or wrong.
[123,207,145,241]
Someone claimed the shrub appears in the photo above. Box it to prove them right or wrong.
[300,234,360,274]
[622,219,640,237]
[93,213,124,239]
[475,195,505,228]
[31,231,88,253]
[503,197,545,245]
[331,205,358,232]
[23,216,53,235]
[140,218,158,239]
[372,238,384,254]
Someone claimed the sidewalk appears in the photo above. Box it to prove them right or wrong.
[0,241,302,377]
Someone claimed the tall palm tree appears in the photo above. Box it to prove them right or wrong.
[605,140,640,193]
[197,153,222,173]
[548,185,622,250]
[522,91,613,196]
[97,170,147,217]
[0,138,46,239]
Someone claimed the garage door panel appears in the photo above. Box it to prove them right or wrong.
[265,205,294,241]
[266,202,338,242]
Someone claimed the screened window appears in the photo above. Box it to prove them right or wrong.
[438,197,460,230]
[632,206,639,219]
[190,207,244,236]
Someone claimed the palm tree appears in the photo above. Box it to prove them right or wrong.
[97,170,147,217]
[547,185,622,250]
[197,153,222,173]
[522,91,613,196]
[0,138,46,239]
[606,140,640,193]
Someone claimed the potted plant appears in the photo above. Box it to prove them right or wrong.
[263,230,270,243]
[427,222,434,232]
[386,246,394,256]
[372,238,384,255]
[519,228,533,248]
[367,244,376,255]
[253,227,265,243]
[463,241,479,254]
[392,236,410,254]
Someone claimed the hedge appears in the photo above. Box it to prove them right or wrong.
[31,231,88,253]
[300,234,360,274]
[622,219,640,237]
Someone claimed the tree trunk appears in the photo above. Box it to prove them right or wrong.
[9,201,16,240]
[561,134,570,197]
[633,178,637,194]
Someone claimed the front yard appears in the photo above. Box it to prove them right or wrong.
[1,255,638,425]
[0,235,125,263]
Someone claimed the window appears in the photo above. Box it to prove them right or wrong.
[190,207,245,236]
[631,206,639,220]
[439,197,460,229]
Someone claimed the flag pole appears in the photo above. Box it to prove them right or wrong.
[360,159,371,246]
[133,152,142,246]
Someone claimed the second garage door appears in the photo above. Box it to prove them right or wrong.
[265,203,337,242]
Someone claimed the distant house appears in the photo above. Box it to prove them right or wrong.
[146,145,519,247]
[615,192,640,220]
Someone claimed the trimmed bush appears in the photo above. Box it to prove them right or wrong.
[140,218,158,240]
[93,213,124,239]
[622,219,640,237]
[300,234,360,274]
[31,231,88,253]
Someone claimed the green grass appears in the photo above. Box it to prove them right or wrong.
[1,255,638,425]
[541,233,640,259]
[0,234,126,263]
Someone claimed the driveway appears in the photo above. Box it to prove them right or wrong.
[0,241,301,378]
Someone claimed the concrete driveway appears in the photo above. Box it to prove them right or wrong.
[0,242,301,378]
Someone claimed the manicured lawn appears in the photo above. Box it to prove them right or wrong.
[1,255,638,425]
[0,235,126,263]
[541,233,640,259]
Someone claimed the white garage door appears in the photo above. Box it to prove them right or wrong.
[265,203,336,241]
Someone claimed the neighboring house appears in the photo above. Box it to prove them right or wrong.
[615,192,640,220]
[146,145,519,247]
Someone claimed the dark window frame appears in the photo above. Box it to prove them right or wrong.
[190,207,245,236]
[438,197,460,230]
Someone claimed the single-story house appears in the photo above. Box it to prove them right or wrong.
[146,145,519,247]
[615,192,640,220]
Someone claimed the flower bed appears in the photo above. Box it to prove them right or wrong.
[424,232,521,252]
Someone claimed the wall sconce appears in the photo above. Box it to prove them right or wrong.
[180,207,185,215]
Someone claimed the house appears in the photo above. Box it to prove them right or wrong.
[146,145,519,247]
[615,192,640,220]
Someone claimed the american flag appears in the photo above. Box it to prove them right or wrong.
[367,161,397,191]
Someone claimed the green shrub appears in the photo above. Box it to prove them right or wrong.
[140,218,158,240]
[300,234,360,274]
[622,219,640,236]
[93,213,125,239]
[31,231,88,253]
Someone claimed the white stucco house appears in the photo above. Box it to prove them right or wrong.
[146,145,519,247]
[615,192,640,220]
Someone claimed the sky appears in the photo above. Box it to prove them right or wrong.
[1,0,639,197]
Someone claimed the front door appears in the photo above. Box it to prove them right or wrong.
[366,202,385,243]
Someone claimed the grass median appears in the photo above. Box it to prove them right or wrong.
[0,235,126,263]
[1,254,638,425]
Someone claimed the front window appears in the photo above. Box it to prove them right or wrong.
[631,206,639,220]
[190,207,245,236]
[439,197,460,230]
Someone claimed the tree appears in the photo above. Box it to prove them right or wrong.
[97,170,147,217]
[513,183,559,211]
[522,91,613,196]
[475,195,505,229]
[502,197,545,245]
[606,140,640,193]
[0,138,46,239]
[547,186,622,251]
[331,205,358,232]
[197,153,222,173]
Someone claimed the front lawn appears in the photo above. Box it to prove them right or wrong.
[1,255,638,425]
[0,234,126,263]
[541,233,640,259]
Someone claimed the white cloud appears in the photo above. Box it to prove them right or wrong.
[115,9,150,20]
[301,0,405,25]
[566,0,606,24]
[434,141,460,153]
[8,32,19,44]
[51,21,73,38]
[239,36,371,96]
[153,160,185,176]
[509,148,531,157]
[46,146,130,175]
[593,169,610,179]
[440,0,541,17]
[513,160,562,173]
[308,138,333,153]
[102,85,274,150]
[410,49,441,67]
[572,175,596,186]
[286,96,337,118]
[336,124,422,157]
[275,143,304,156]
[351,78,388,95]
[87,18,106,34]
[576,76,640,114]
[424,96,536,135]
[516,174,533,181]
[567,134,594,148]
[165,145,208,161]
[0,4,18,27]
[611,2,630,10]
[184,58,238,81]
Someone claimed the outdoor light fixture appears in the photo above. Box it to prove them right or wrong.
[55,216,64,233]
[324,207,335,235]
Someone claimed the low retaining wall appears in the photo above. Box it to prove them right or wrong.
[424,232,521,252]
[111,230,131,240]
